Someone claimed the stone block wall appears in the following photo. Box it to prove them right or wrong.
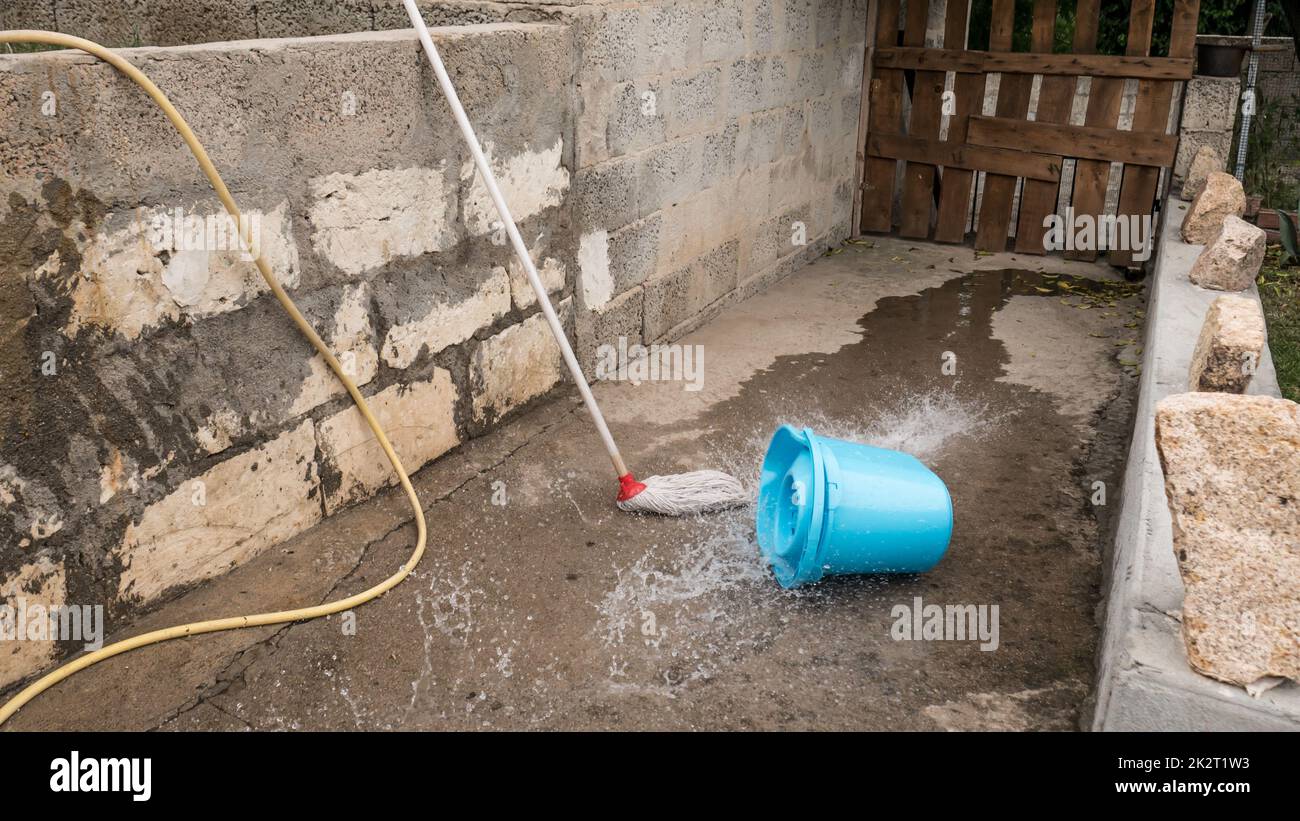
[0,25,579,687]
[0,2,867,688]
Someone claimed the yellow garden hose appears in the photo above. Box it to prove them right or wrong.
[0,31,428,726]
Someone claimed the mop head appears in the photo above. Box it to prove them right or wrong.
[616,470,748,515]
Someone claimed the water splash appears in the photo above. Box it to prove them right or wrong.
[596,388,999,690]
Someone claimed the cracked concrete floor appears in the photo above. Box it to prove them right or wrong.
[4,237,1144,731]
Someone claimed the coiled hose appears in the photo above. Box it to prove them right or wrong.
[0,31,428,726]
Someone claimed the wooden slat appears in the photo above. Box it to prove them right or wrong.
[868,134,1062,182]
[873,47,1193,80]
[933,0,983,243]
[899,0,943,238]
[1110,0,1201,267]
[859,0,903,233]
[1016,0,1083,254]
[851,1,880,233]
[967,116,1178,166]
[1067,1,1155,260]
[974,0,1029,252]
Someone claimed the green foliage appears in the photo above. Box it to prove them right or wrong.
[1237,87,1300,210]
[1279,202,1300,264]
[1258,247,1300,403]
[1,42,65,54]
[965,0,1291,56]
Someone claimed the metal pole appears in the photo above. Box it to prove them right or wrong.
[1234,0,1268,181]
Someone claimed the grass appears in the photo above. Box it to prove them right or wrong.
[1258,246,1300,403]
[1,43,67,54]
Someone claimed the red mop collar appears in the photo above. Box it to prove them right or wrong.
[617,473,647,502]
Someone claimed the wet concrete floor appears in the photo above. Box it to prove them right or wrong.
[5,237,1144,730]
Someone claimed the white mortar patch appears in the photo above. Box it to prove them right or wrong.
[115,419,321,604]
[0,557,67,689]
[472,302,570,422]
[508,256,567,310]
[290,282,380,418]
[578,230,613,309]
[382,267,511,370]
[461,138,569,236]
[308,166,456,276]
[317,369,460,513]
[56,202,299,340]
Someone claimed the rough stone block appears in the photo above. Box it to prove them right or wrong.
[1181,145,1223,201]
[572,157,640,231]
[701,120,740,182]
[637,137,702,216]
[657,183,741,273]
[1187,295,1267,393]
[1154,392,1300,688]
[254,0,373,39]
[308,166,458,277]
[782,0,815,51]
[0,557,66,689]
[814,0,841,48]
[702,0,746,62]
[577,285,645,376]
[607,215,663,295]
[1179,76,1239,132]
[577,6,642,84]
[460,137,569,236]
[765,54,794,108]
[743,109,784,169]
[608,79,668,156]
[728,57,769,117]
[1188,215,1267,292]
[288,282,380,419]
[670,66,723,138]
[644,1,700,73]
[1181,172,1246,245]
[808,97,834,151]
[2,1,57,31]
[748,0,775,53]
[837,44,865,91]
[378,266,511,370]
[50,0,258,47]
[471,302,572,423]
[318,369,459,513]
[53,199,299,342]
[507,256,567,311]
[1174,131,1233,187]
[643,241,739,340]
[790,50,832,101]
[115,419,321,604]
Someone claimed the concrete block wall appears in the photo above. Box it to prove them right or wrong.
[0,25,578,688]
[0,2,868,689]
[1173,75,1238,190]
[565,0,865,363]
[5,1,867,360]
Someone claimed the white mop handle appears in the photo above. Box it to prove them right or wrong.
[402,0,630,479]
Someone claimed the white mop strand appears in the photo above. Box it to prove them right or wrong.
[616,470,749,515]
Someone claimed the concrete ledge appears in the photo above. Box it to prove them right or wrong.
[1091,197,1300,731]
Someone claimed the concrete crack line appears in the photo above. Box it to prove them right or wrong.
[147,398,584,729]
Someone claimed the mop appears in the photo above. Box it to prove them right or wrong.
[401,0,746,516]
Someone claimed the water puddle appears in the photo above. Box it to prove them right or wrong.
[595,266,1143,694]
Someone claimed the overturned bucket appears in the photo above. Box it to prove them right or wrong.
[756,425,953,588]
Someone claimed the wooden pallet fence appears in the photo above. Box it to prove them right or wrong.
[859,0,1201,263]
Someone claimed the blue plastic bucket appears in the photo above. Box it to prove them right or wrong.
[756,425,953,588]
